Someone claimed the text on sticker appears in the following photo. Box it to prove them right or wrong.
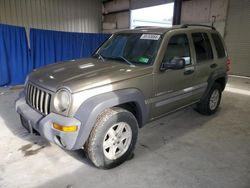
[140,34,160,40]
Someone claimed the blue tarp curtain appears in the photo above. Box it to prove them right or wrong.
[30,29,110,69]
[0,24,110,86]
[0,24,30,86]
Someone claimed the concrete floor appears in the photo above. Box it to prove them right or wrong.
[0,76,249,188]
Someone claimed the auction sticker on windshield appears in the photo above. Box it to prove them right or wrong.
[138,57,149,64]
[140,34,160,40]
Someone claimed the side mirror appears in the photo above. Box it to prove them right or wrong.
[160,57,186,71]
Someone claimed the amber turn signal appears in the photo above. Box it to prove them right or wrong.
[53,123,78,132]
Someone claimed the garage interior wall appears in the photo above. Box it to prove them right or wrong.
[102,0,130,33]
[0,0,101,33]
[224,0,250,76]
[181,0,250,76]
[130,0,173,9]
[102,0,174,33]
[181,0,228,36]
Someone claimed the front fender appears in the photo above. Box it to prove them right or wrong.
[72,88,148,150]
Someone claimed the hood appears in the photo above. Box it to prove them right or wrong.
[28,58,153,93]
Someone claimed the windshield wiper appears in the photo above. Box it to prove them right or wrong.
[117,56,135,66]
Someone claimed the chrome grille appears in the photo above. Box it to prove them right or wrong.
[26,83,51,115]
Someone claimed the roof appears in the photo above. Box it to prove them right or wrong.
[116,26,175,35]
[115,24,216,35]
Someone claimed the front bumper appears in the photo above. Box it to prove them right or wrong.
[15,97,81,150]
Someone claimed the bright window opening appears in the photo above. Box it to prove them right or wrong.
[130,3,174,29]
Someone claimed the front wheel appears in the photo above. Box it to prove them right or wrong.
[196,83,222,115]
[84,107,138,169]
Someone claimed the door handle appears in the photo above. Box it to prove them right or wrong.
[210,63,218,69]
[184,69,194,75]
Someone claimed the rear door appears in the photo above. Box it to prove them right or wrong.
[190,32,215,100]
[210,32,228,71]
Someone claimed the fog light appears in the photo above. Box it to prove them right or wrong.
[53,123,78,132]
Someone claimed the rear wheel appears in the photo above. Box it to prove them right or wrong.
[196,83,222,115]
[84,107,138,169]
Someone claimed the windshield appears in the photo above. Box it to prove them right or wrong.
[93,33,162,65]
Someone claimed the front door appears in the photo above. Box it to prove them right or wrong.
[151,33,197,118]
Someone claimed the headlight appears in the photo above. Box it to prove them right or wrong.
[54,89,71,113]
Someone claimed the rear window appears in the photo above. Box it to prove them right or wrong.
[192,33,213,62]
[211,33,226,58]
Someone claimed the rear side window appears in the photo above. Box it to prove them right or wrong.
[211,33,226,58]
[192,33,213,62]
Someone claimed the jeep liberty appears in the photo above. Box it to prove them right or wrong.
[16,24,230,169]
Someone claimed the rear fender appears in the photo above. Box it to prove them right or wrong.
[201,69,227,101]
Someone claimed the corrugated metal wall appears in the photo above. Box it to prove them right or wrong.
[0,0,101,33]
[224,0,250,76]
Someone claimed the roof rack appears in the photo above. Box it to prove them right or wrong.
[134,26,160,29]
[181,24,216,30]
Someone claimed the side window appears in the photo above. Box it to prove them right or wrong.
[163,34,191,65]
[192,33,213,62]
[211,33,226,58]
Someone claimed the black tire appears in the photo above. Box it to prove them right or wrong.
[84,107,138,169]
[196,83,222,115]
